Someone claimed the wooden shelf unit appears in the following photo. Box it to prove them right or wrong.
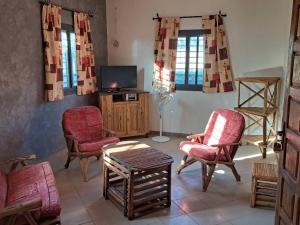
[235,77,280,158]
[99,90,149,138]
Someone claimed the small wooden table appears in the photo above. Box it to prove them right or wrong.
[103,141,174,220]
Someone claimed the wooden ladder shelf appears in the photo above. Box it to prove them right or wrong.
[234,77,280,158]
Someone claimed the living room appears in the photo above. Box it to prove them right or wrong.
[0,0,299,225]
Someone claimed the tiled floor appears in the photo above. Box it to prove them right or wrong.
[50,137,276,225]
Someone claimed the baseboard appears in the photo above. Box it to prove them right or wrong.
[149,131,189,138]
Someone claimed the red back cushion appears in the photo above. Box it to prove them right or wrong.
[203,109,245,146]
[0,171,7,209]
[62,106,103,142]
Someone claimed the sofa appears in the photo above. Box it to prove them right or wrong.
[0,155,61,225]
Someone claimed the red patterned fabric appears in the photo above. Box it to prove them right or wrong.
[6,162,61,221]
[63,106,120,152]
[0,172,7,209]
[202,15,234,93]
[180,109,245,161]
[153,17,180,93]
[74,12,97,95]
[42,4,64,101]
[79,136,120,152]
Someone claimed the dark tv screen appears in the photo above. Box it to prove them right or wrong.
[100,66,137,90]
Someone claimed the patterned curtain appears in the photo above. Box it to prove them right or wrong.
[153,17,180,93]
[202,15,233,93]
[42,4,63,102]
[74,12,97,95]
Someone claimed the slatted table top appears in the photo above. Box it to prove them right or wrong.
[104,141,173,171]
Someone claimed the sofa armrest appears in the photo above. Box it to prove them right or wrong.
[0,198,42,218]
[0,155,36,172]
[103,128,116,137]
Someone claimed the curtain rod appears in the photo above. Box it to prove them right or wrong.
[39,0,94,17]
[152,11,227,21]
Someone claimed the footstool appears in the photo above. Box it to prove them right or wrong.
[103,141,173,220]
[251,162,278,208]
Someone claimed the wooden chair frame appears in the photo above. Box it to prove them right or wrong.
[176,134,241,192]
[0,155,61,225]
[63,128,116,182]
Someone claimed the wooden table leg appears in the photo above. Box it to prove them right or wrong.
[123,178,128,216]
[103,162,109,200]
[167,164,172,207]
[127,171,134,220]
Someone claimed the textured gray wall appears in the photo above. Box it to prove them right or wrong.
[0,0,107,160]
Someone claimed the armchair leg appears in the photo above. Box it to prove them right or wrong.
[80,158,89,182]
[227,164,241,182]
[176,155,196,175]
[201,162,207,187]
[176,155,188,174]
[64,155,72,169]
[202,164,216,192]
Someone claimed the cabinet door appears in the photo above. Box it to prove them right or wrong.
[126,102,140,136]
[99,95,113,130]
[138,93,150,134]
[113,103,127,137]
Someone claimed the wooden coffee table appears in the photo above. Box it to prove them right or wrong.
[103,141,173,220]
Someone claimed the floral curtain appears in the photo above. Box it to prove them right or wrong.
[74,12,97,95]
[153,17,180,93]
[202,15,233,93]
[42,4,63,102]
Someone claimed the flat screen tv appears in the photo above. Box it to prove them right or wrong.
[100,66,137,91]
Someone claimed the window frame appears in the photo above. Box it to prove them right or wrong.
[175,29,205,91]
[61,24,77,95]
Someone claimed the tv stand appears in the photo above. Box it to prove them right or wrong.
[98,90,149,138]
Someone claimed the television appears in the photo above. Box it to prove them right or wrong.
[100,66,137,91]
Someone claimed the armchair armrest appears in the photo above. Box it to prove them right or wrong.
[187,133,205,143]
[0,198,42,218]
[210,142,241,147]
[103,128,116,137]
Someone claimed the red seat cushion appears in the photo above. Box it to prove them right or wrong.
[180,141,218,161]
[78,136,120,152]
[7,162,61,220]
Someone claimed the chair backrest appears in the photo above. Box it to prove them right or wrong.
[203,109,245,155]
[62,106,103,142]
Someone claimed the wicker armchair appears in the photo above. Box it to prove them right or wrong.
[62,106,119,182]
[176,109,245,191]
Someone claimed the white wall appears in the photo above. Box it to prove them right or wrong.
[106,0,292,134]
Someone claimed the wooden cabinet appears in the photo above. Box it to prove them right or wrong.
[113,103,127,137]
[99,92,149,138]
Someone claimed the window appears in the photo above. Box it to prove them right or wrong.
[175,30,204,91]
[61,24,78,92]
